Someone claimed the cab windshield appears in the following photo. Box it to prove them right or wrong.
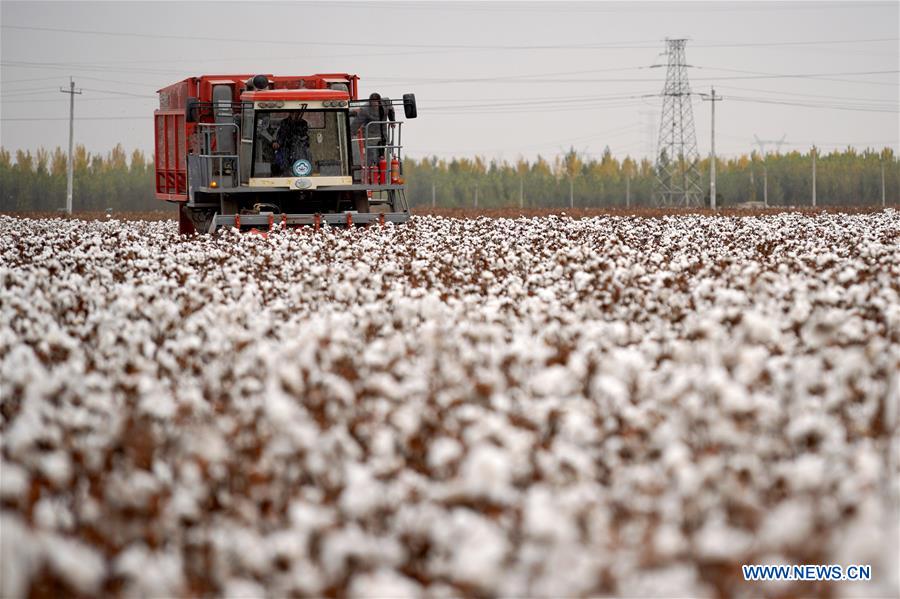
[252,110,347,177]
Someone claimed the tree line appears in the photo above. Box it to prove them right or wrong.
[0,144,896,212]
[405,146,897,208]
[0,145,158,213]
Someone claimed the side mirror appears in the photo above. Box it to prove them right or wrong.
[185,97,199,123]
[403,93,417,119]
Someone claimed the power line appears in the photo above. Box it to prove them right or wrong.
[0,116,145,121]
[692,37,899,48]
[2,95,155,104]
[714,84,897,104]
[0,24,661,51]
[3,23,897,51]
[726,95,899,113]
[345,1,890,13]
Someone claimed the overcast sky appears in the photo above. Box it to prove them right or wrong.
[1,1,897,163]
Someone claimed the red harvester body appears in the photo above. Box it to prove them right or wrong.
[154,74,416,234]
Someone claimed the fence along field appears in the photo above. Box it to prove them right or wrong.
[0,145,897,213]
[1,211,898,597]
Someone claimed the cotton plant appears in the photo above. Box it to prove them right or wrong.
[0,211,898,598]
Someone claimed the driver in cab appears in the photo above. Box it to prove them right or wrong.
[272,112,311,176]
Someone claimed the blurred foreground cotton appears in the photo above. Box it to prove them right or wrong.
[1,212,898,597]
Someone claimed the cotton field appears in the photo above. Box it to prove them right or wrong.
[1,212,898,598]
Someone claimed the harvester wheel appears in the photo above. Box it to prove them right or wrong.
[178,205,196,235]
[353,191,370,214]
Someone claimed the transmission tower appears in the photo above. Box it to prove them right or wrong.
[753,134,787,156]
[654,39,703,206]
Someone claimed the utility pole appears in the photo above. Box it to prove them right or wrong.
[754,135,786,209]
[569,176,574,209]
[60,77,82,214]
[431,182,436,208]
[702,87,723,209]
[812,146,817,207]
[519,176,524,209]
[881,158,886,207]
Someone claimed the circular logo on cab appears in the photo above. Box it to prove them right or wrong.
[292,159,312,177]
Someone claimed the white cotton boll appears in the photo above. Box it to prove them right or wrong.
[760,499,814,548]
[838,266,858,284]
[654,523,687,558]
[830,497,889,585]
[366,373,402,401]
[183,426,230,466]
[41,534,107,595]
[1,344,44,387]
[546,439,596,480]
[0,460,29,500]
[788,453,826,492]
[741,310,780,345]
[529,365,577,397]
[319,525,404,581]
[222,578,267,599]
[324,374,356,405]
[106,469,161,510]
[523,486,578,543]
[573,271,593,292]
[340,463,382,518]
[712,372,754,415]
[662,441,691,470]
[139,390,177,420]
[289,501,335,532]
[733,346,768,386]
[370,427,398,460]
[694,517,753,560]
[169,486,200,521]
[458,444,513,501]
[3,405,52,459]
[621,564,704,597]
[348,569,420,599]
[38,451,72,487]
[286,558,326,595]
[523,543,599,597]
[391,403,422,439]
[33,497,73,530]
[115,544,185,597]
[433,510,509,589]
[411,259,429,274]
[591,374,628,405]
[559,403,599,445]
[265,388,301,425]
[428,437,463,471]
[1,515,40,599]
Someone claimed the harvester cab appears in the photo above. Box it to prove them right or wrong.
[154,73,417,234]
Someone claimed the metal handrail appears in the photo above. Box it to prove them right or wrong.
[362,120,403,184]
[197,122,241,188]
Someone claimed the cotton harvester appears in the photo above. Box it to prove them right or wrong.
[154,74,417,234]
